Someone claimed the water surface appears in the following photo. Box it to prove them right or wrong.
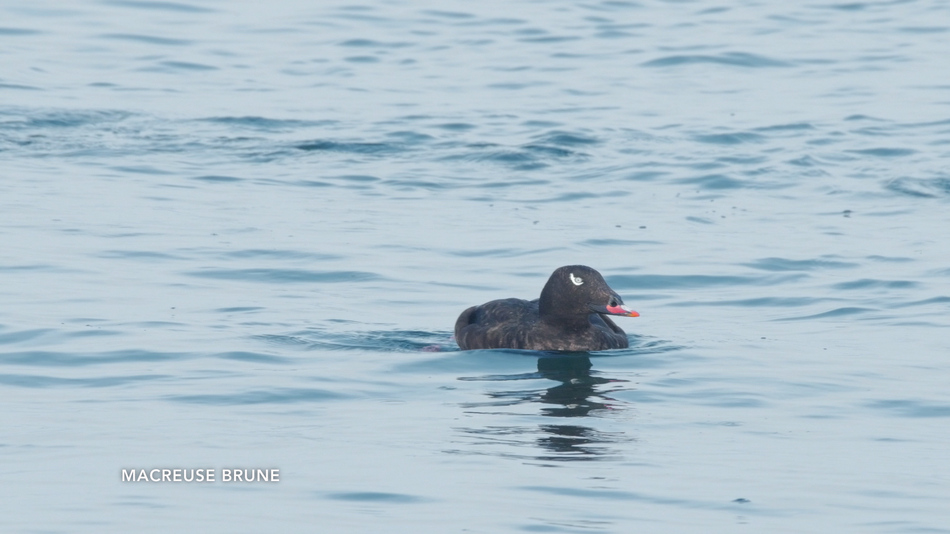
[2,0,950,532]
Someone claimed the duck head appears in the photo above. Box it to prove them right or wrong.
[538,265,639,321]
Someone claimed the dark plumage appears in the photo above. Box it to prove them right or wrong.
[455,265,639,351]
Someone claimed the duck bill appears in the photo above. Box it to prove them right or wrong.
[591,304,640,317]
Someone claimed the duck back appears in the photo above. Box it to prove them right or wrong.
[455,298,540,350]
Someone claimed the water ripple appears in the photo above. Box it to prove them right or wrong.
[198,116,337,131]
[886,176,950,198]
[743,257,859,271]
[518,485,762,511]
[832,279,918,290]
[671,297,828,308]
[776,306,876,321]
[607,273,806,290]
[848,147,916,157]
[0,27,42,36]
[869,399,950,418]
[102,0,216,13]
[642,52,790,68]
[255,329,454,353]
[167,387,349,405]
[324,492,428,503]
[296,140,403,154]
[693,132,766,145]
[0,350,190,367]
[185,269,382,284]
[99,33,193,46]
[0,373,169,388]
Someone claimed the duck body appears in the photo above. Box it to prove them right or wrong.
[455,265,639,352]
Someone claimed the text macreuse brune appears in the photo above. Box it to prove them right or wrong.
[122,468,279,483]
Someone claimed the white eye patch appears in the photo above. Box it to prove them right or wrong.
[570,273,584,286]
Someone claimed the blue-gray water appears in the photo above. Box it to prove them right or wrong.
[3,0,950,532]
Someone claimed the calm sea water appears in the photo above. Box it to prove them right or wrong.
[2,0,950,532]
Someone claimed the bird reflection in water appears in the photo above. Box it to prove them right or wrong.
[537,355,612,417]
[456,355,633,462]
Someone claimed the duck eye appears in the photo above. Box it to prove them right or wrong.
[569,273,584,286]
[609,297,618,307]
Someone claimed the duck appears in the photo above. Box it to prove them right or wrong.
[454,265,639,351]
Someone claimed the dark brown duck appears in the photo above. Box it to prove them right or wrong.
[455,265,639,351]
